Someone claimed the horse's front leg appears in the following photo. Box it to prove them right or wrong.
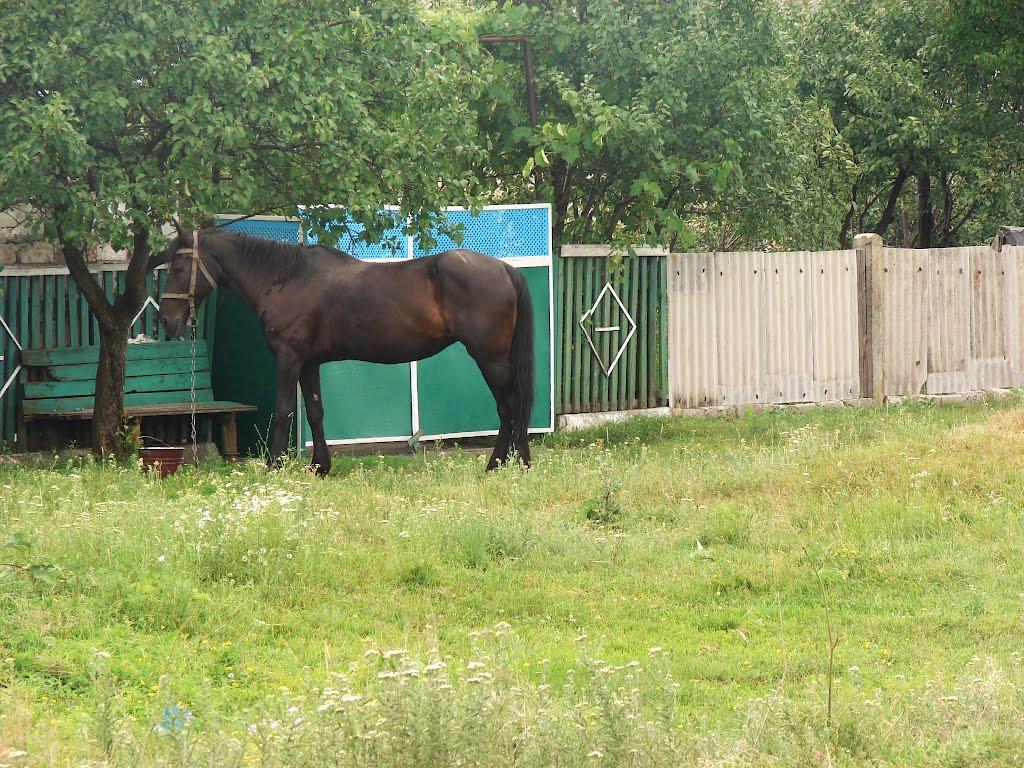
[268,351,301,469]
[299,362,331,477]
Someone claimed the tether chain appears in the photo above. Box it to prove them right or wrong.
[163,229,218,464]
[189,319,198,458]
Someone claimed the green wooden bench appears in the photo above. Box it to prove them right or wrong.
[21,340,256,457]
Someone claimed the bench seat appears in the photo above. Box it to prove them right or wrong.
[21,340,256,457]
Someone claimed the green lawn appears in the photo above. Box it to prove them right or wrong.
[2,399,1024,766]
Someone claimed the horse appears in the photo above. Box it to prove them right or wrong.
[153,223,534,476]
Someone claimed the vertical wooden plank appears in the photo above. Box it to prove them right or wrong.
[580,259,594,411]
[592,259,605,411]
[634,257,651,411]
[569,259,581,411]
[617,256,635,410]
[44,274,56,348]
[19,277,31,444]
[103,270,115,305]
[559,257,573,413]
[67,274,80,349]
[638,257,651,408]
[0,277,8,444]
[572,260,585,413]
[9,276,21,444]
[76,274,86,345]
[30,275,42,350]
[659,253,667,409]
[625,256,641,409]
[9,277,22,444]
[853,234,885,403]
[57,275,68,347]
[646,256,660,407]
[597,263,611,413]
[90,272,101,342]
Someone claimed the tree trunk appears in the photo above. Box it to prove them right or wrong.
[549,157,572,247]
[56,222,151,459]
[917,170,933,248]
[838,185,857,249]
[93,317,132,457]
[874,166,911,238]
[939,171,954,246]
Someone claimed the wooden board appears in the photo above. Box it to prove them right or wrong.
[21,340,207,366]
[37,356,209,383]
[24,371,213,400]
[24,401,256,421]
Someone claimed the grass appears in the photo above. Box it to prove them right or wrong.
[2,398,1024,765]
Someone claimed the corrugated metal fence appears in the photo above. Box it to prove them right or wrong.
[668,250,860,408]
[878,244,1024,396]
[0,265,215,447]
[4,238,1021,449]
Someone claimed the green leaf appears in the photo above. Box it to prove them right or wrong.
[28,564,58,586]
[2,532,31,552]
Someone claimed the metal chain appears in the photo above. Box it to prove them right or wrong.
[189,306,198,460]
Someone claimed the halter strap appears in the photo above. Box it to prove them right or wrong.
[162,230,217,324]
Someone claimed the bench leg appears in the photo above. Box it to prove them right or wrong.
[219,414,239,460]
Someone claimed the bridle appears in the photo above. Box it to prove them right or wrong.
[162,229,218,327]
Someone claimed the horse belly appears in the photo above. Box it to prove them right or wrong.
[326,303,453,363]
[341,334,454,364]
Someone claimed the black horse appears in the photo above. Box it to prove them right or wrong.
[154,223,534,475]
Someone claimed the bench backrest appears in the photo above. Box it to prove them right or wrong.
[22,340,214,415]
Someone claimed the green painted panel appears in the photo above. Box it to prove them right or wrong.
[24,388,215,415]
[24,371,212,400]
[416,266,552,437]
[22,340,207,366]
[301,361,412,444]
[211,289,278,455]
[42,356,208,383]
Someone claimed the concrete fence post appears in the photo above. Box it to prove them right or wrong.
[854,233,885,404]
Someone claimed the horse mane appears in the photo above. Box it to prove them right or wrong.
[216,229,310,280]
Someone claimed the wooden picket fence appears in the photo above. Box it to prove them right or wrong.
[0,265,215,447]
[556,246,669,414]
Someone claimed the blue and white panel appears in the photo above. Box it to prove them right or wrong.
[303,211,408,260]
[216,217,301,243]
[413,205,552,260]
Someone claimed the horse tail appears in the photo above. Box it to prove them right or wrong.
[505,263,535,457]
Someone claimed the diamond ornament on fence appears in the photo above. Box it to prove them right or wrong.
[579,282,637,377]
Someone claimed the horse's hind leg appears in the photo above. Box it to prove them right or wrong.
[268,351,301,468]
[299,363,331,477]
[474,358,515,470]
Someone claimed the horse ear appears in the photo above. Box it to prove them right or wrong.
[148,248,173,269]
[173,219,187,239]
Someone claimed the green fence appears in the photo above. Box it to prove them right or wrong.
[556,247,669,414]
[0,266,215,448]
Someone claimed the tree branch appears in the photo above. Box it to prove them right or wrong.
[114,225,152,317]
[53,209,115,327]
[874,166,911,237]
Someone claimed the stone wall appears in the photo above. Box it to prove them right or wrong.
[0,207,128,267]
